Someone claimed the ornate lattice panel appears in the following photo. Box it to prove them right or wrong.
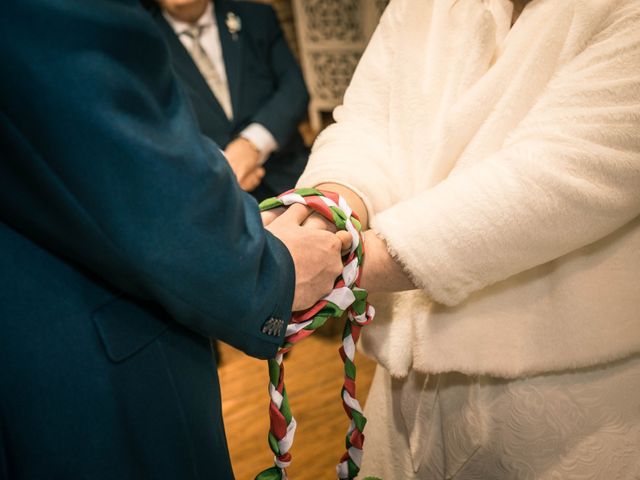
[308,51,361,102]
[292,0,389,131]
[302,0,365,43]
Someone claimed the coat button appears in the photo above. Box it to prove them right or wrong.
[261,317,284,336]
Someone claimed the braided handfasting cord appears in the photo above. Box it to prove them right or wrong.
[255,188,376,480]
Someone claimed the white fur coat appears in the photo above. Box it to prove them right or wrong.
[298,0,640,378]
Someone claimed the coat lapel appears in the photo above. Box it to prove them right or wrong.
[152,7,231,123]
[215,0,243,120]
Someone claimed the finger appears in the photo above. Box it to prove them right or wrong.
[336,231,352,253]
[261,207,285,226]
[303,213,334,232]
[246,175,262,191]
[328,235,346,276]
[241,169,263,191]
[231,167,243,183]
[239,177,253,191]
[274,203,312,226]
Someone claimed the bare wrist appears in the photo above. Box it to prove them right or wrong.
[240,136,260,155]
[361,230,416,293]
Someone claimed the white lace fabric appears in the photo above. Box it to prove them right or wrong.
[360,355,640,479]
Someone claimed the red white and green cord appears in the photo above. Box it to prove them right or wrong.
[255,188,377,480]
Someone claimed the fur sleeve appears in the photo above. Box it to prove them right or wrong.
[374,3,640,306]
[296,0,409,217]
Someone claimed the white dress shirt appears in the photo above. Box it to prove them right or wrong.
[163,3,278,164]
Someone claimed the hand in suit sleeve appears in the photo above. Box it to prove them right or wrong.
[249,5,310,148]
[0,0,298,358]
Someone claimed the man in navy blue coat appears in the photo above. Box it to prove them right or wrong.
[0,0,345,478]
[147,0,310,200]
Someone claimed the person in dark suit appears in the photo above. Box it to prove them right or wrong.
[0,0,347,478]
[147,0,310,201]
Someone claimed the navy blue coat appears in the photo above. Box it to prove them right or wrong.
[0,0,295,478]
[150,0,310,199]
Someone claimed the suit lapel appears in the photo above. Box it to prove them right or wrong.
[152,8,231,123]
[215,0,243,121]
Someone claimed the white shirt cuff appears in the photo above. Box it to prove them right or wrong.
[240,123,278,165]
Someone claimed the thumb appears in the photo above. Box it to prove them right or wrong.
[336,230,352,254]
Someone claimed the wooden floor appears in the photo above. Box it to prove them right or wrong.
[219,325,377,480]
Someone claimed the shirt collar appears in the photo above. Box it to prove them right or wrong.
[162,2,215,36]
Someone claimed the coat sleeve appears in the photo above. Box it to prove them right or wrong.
[296,0,406,217]
[373,4,640,306]
[248,4,309,148]
[0,0,295,359]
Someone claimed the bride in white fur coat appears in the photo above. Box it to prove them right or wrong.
[289,0,640,478]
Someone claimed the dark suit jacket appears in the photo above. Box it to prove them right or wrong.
[0,0,295,478]
[150,0,310,199]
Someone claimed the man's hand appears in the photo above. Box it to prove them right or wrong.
[224,137,263,191]
[241,166,265,192]
[263,208,333,230]
[266,204,350,311]
[302,212,356,255]
[261,206,285,226]
[263,207,351,251]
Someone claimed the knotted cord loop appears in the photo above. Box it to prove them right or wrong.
[255,188,375,480]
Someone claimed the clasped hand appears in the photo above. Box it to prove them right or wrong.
[224,137,264,191]
[263,204,352,311]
